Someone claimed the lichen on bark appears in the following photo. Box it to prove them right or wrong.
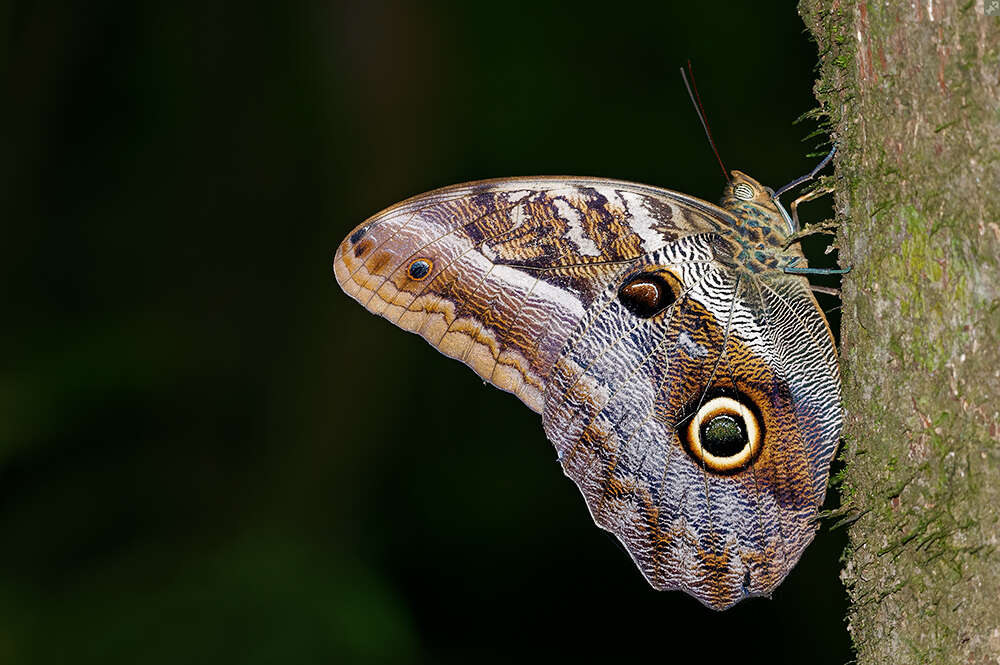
[799,1,1000,662]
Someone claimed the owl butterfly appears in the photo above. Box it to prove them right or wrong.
[334,165,842,610]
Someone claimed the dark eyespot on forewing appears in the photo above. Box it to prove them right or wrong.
[618,270,683,319]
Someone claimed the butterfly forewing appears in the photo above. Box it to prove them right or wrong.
[334,177,733,412]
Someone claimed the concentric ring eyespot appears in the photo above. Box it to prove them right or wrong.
[682,393,764,473]
[733,182,756,201]
[618,269,683,319]
[407,258,433,281]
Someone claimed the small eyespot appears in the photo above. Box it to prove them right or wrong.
[733,182,755,201]
[683,394,763,473]
[618,270,682,319]
[407,258,432,280]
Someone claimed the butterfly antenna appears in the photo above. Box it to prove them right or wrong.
[773,146,836,198]
[681,60,729,182]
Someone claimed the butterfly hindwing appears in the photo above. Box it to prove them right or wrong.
[543,236,840,608]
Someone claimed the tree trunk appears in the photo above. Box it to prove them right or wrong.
[799,1,1000,662]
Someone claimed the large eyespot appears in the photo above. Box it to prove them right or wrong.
[683,392,764,473]
[407,258,433,281]
[733,182,756,201]
[618,270,683,319]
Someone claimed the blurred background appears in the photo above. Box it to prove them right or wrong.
[3,1,848,663]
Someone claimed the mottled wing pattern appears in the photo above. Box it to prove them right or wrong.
[544,236,840,609]
[334,177,729,412]
[334,175,841,610]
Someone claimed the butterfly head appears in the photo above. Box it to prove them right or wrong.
[720,171,796,239]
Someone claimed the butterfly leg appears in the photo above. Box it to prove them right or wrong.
[773,146,836,198]
[783,263,851,276]
[809,284,841,297]
[790,184,835,232]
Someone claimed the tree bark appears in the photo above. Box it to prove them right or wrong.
[799,1,1000,662]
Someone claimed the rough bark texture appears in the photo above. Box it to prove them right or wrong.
[799,1,1000,663]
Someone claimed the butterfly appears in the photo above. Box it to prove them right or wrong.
[333,164,842,610]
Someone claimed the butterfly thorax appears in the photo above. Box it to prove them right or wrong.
[714,170,807,275]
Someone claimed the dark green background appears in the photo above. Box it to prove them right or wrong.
[4,1,848,663]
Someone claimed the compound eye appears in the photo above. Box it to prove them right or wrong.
[733,182,755,201]
[683,394,763,473]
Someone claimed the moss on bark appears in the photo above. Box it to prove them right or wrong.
[799,1,1000,662]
